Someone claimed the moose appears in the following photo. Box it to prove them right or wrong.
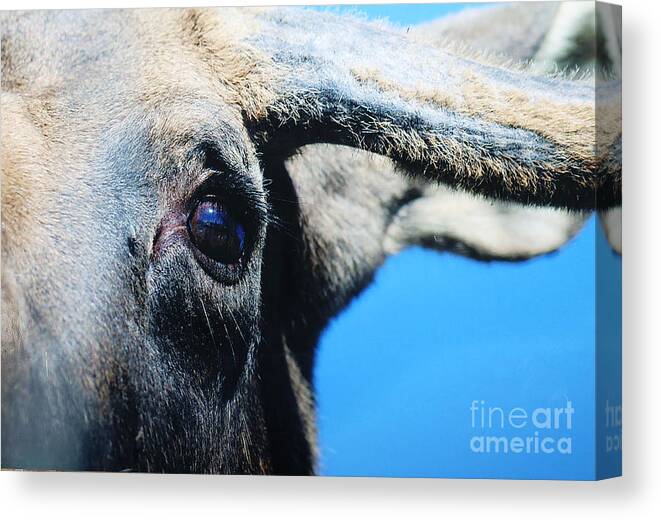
[1,4,621,473]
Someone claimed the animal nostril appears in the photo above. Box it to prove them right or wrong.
[188,198,246,264]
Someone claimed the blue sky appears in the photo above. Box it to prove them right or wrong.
[311,3,620,479]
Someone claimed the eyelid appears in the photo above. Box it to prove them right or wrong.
[191,174,266,226]
[182,143,269,252]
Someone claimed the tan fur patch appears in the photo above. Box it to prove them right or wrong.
[174,8,282,121]
[1,93,45,240]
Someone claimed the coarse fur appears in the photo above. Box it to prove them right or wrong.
[301,1,621,262]
[1,6,621,473]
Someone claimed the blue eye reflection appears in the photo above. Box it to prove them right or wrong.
[188,200,246,264]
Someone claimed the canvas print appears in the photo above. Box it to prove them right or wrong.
[0,2,622,479]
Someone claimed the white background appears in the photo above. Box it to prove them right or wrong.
[1,0,658,518]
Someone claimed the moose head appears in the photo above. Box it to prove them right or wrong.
[1,6,621,473]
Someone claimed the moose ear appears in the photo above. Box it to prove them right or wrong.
[240,8,621,210]
[383,184,589,260]
[411,2,624,254]
[412,2,560,63]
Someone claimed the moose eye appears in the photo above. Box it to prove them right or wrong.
[188,199,246,265]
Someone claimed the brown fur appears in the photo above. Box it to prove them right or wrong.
[349,66,610,179]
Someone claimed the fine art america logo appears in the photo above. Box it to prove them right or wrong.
[469,400,574,455]
[605,400,622,453]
